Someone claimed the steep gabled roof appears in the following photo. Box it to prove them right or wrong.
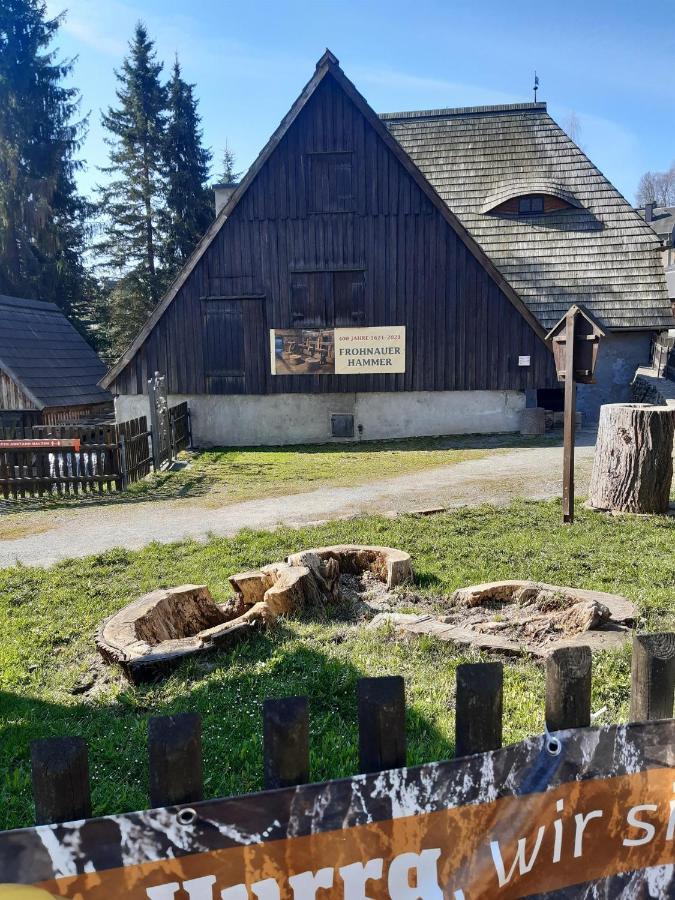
[101,52,548,389]
[382,104,672,330]
[0,294,111,409]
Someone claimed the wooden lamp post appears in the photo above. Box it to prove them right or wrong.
[546,306,605,523]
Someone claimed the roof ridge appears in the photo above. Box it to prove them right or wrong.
[380,102,547,120]
[636,205,675,214]
[0,293,60,312]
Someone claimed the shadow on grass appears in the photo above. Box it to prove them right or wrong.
[412,571,445,590]
[194,431,567,457]
[0,470,212,514]
[0,630,451,832]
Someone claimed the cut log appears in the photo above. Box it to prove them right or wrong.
[589,403,675,514]
[98,544,412,682]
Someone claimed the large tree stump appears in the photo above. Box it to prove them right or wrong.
[589,403,675,513]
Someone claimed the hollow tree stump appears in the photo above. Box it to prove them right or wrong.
[589,403,675,513]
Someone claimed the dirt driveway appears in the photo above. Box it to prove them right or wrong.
[0,434,595,568]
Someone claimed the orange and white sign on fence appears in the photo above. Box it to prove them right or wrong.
[0,439,81,452]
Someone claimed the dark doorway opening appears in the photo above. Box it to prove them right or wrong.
[537,387,564,412]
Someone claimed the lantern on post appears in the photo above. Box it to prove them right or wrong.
[546,305,605,523]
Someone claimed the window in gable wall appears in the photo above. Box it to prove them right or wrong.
[290,269,365,327]
[306,151,354,213]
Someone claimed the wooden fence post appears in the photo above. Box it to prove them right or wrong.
[119,434,128,491]
[545,646,592,732]
[630,633,675,722]
[263,697,309,789]
[455,662,503,757]
[169,417,176,461]
[31,737,91,825]
[357,676,406,774]
[562,308,577,524]
[148,713,203,808]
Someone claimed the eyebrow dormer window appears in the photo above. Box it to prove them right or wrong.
[518,195,545,215]
[482,184,582,217]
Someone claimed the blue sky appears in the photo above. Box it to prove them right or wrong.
[45,0,675,203]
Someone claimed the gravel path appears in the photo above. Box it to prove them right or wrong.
[0,436,596,568]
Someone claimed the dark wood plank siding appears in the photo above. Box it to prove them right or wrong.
[0,371,37,410]
[112,74,557,396]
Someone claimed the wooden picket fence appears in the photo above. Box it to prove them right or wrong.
[34,418,154,490]
[0,422,125,498]
[25,633,675,826]
[0,419,147,498]
[0,403,190,500]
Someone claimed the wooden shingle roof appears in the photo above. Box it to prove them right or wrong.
[0,294,111,409]
[382,103,672,331]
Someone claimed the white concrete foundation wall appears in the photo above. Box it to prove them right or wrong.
[115,390,526,447]
[353,391,525,441]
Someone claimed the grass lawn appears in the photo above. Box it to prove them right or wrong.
[125,436,499,505]
[2,498,673,831]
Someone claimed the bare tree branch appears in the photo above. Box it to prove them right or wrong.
[636,165,675,206]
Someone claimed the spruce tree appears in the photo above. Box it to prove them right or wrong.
[219,142,241,184]
[163,58,212,274]
[97,22,168,350]
[0,0,91,326]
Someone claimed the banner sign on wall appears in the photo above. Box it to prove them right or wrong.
[270,327,406,376]
[2,721,674,898]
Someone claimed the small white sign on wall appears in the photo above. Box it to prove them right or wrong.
[518,355,531,367]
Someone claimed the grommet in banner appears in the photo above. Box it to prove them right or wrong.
[543,723,562,756]
[546,735,562,756]
[176,807,197,826]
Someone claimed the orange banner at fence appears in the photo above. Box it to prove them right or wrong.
[3,722,674,899]
[26,767,675,899]
[0,439,81,452]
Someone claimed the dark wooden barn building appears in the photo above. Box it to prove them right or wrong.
[102,52,670,446]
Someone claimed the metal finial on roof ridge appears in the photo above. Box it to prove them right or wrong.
[533,71,539,102]
[316,49,339,69]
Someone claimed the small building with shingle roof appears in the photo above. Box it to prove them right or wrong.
[101,52,671,444]
[636,203,675,307]
[637,203,675,253]
[0,294,112,427]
